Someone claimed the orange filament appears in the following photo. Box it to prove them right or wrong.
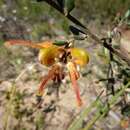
[67,62,82,106]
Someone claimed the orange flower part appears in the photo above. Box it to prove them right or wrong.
[37,64,61,96]
[4,40,53,49]
[37,75,52,96]
[67,62,82,106]
[37,41,53,48]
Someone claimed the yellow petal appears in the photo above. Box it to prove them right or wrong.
[70,48,89,66]
[38,46,59,66]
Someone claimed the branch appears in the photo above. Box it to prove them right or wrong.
[37,0,130,66]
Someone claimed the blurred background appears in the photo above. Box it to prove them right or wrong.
[0,0,130,41]
[0,0,130,130]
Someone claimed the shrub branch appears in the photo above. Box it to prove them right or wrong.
[37,0,130,66]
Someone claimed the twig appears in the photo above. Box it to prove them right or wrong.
[37,0,130,66]
[106,45,115,99]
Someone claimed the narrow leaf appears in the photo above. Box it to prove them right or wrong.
[53,40,68,46]
[64,0,75,16]
[68,95,103,130]
[124,9,130,19]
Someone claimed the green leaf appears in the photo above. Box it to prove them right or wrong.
[53,40,68,46]
[82,82,130,130]
[124,9,130,19]
[68,96,103,130]
[64,0,75,16]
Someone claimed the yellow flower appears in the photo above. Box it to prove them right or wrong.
[4,39,90,106]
